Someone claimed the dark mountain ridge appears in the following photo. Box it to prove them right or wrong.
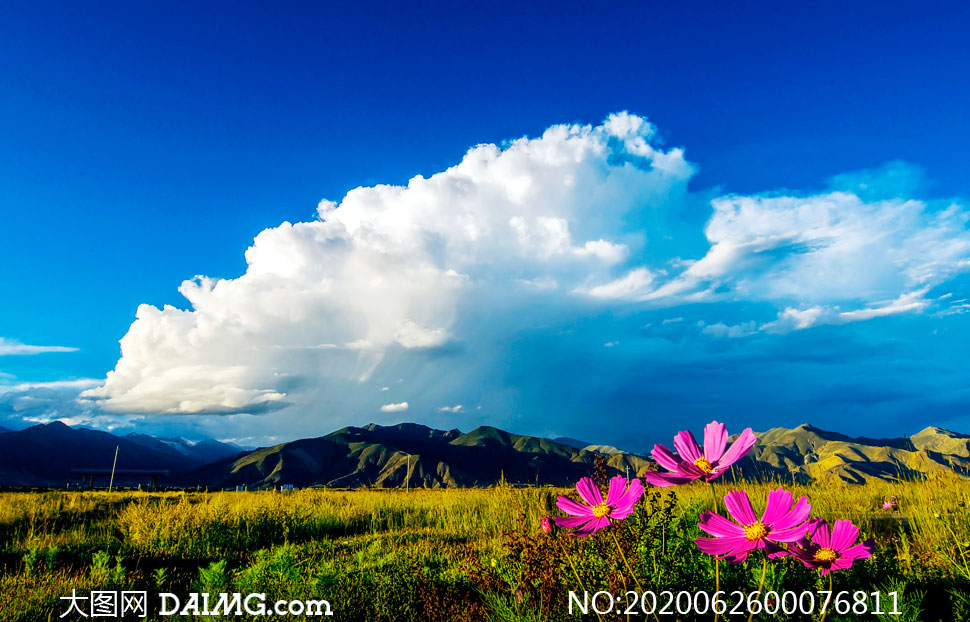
[1,420,967,488]
[0,422,241,487]
[179,422,650,489]
[124,432,242,465]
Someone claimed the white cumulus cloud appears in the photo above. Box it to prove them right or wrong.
[76,114,970,433]
[83,113,693,416]
[380,402,409,413]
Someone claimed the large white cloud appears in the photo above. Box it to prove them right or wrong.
[83,113,694,415]
[80,114,970,422]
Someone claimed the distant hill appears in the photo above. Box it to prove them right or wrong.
[582,444,626,455]
[0,422,243,487]
[180,423,650,489]
[550,436,592,450]
[911,426,970,458]
[731,424,970,484]
[124,433,243,466]
[0,422,184,486]
[551,436,627,455]
[2,420,967,488]
[186,422,970,489]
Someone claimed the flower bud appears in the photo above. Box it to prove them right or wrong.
[541,515,554,535]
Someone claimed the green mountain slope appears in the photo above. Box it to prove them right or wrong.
[730,424,969,484]
[179,421,970,489]
[182,423,651,489]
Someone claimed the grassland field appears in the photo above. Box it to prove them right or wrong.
[0,475,968,621]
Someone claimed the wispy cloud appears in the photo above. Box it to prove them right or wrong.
[0,338,78,355]
[0,378,101,393]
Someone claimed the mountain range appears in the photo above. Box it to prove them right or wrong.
[0,422,242,487]
[735,423,970,484]
[180,423,650,489]
[0,420,966,488]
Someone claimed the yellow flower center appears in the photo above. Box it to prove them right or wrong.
[694,457,714,473]
[815,548,838,563]
[744,522,768,541]
[592,503,611,518]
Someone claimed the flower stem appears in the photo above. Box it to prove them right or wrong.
[746,556,768,622]
[819,573,832,622]
[611,527,644,592]
[714,558,720,622]
[559,538,605,622]
[709,478,722,622]
[620,571,630,622]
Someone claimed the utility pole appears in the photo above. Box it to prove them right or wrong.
[108,445,119,492]
[406,454,410,492]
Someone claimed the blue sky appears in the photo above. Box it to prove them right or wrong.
[2,2,970,448]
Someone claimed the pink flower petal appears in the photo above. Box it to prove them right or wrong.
[651,444,683,472]
[830,519,861,552]
[698,511,745,538]
[809,519,832,548]
[614,477,644,508]
[611,506,636,520]
[695,535,755,561]
[761,487,794,525]
[767,523,813,543]
[720,550,754,563]
[575,477,603,507]
[674,430,703,463]
[556,496,592,517]
[770,495,811,531]
[718,428,757,468]
[572,515,610,536]
[703,421,728,462]
[788,545,817,567]
[679,462,708,478]
[644,471,697,487]
[553,515,594,529]
[724,490,758,525]
[611,499,638,515]
[840,540,875,561]
[704,469,728,482]
[764,541,789,558]
[606,476,626,506]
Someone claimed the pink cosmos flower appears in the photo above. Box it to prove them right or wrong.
[789,519,875,575]
[695,488,813,563]
[882,501,896,510]
[644,421,757,487]
[553,475,644,537]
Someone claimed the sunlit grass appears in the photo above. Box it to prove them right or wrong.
[0,476,967,621]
